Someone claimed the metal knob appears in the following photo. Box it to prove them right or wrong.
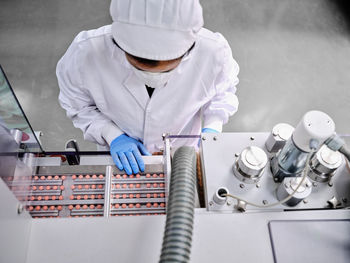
[233,146,268,184]
[308,145,342,182]
[265,123,294,153]
[276,177,312,206]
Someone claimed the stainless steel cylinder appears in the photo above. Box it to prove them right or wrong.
[308,145,342,182]
[276,177,312,206]
[233,146,268,184]
[265,123,294,153]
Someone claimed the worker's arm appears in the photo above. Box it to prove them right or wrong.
[202,33,239,132]
[56,37,123,146]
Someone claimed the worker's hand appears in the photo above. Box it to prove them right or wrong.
[110,134,151,175]
[202,128,219,133]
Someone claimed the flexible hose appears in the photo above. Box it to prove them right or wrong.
[159,146,197,263]
[339,145,350,163]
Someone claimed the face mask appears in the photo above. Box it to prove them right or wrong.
[131,67,173,89]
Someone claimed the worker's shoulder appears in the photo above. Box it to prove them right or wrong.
[197,28,230,50]
[73,25,112,47]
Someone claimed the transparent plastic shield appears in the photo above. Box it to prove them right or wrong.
[0,65,42,153]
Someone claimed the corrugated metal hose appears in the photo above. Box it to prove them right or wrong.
[159,146,197,263]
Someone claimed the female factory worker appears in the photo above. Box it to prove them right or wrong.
[57,0,239,175]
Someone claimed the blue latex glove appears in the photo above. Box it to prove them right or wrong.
[110,134,151,175]
[201,128,219,133]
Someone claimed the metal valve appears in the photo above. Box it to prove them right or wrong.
[233,146,268,184]
[308,145,342,183]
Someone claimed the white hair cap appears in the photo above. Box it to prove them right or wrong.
[110,0,203,61]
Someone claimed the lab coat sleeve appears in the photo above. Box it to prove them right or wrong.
[56,38,123,146]
[202,34,239,132]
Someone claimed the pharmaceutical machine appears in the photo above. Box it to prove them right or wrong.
[1,65,350,263]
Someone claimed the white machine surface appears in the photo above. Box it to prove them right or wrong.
[1,66,350,263]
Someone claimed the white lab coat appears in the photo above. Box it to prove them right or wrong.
[57,25,239,153]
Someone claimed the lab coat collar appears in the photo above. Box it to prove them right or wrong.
[123,71,149,110]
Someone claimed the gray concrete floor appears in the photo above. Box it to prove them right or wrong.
[0,0,349,151]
